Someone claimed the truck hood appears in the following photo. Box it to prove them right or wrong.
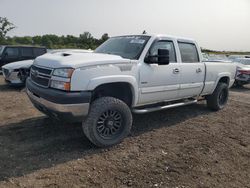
[34,52,131,69]
[2,59,34,70]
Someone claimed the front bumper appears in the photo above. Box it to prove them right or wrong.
[3,69,24,85]
[236,74,250,83]
[26,78,91,122]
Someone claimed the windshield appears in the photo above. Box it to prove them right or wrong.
[235,58,250,65]
[95,35,150,60]
[241,59,250,65]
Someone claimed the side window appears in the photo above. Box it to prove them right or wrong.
[5,47,19,58]
[33,48,46,57]
[178,42,199,63]
[21,47,33,58]
[149,40,176,62]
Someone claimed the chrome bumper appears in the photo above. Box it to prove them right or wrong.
[27,89,89,119]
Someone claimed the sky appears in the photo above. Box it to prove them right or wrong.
[0,0,250,51]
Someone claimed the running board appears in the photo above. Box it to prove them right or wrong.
[132,100,198,114]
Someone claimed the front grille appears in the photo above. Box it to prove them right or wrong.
[3,68,10,77]
[30,65,53,87]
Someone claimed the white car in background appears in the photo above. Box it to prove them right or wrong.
[234,58,250,86]
[2,59,34,85]
[2,49,92,86]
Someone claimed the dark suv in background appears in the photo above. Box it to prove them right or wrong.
[0,45,47,69]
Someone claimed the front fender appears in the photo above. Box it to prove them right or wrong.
[87,75,139,106]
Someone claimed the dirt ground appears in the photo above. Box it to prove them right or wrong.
[0,75,249,188]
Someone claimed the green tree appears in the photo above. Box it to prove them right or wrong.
[0,17,15,40]
[100,33,109,44]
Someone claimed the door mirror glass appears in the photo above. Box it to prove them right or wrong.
[145,49,170,65]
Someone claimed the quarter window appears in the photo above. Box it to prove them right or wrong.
[178,42,199,63]
[149,40,176,62]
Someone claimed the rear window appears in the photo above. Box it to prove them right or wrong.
[178,42,199,63]
[33,48,46,57]
[21,47,33,58]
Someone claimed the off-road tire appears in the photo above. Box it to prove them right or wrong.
[83,97,132,147]
[206,82,229,111]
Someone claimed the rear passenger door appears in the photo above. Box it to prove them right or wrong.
[178,41,205,98]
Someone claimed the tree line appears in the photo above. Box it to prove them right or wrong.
[0,17,109,49]
[1,32,109,50]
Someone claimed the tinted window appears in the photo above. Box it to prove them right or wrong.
[95,35,150,60]
[21,47,33,57]
[5,47,19,58]
[33,48,46,57]
[149,40,176,62]
[178,42,199,63]
[0,46,3,55]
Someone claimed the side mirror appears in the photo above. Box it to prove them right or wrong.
[158,49,170,65]
[144,49,170,65]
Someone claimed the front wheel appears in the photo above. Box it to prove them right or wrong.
[206,82,229,111]
[83,97,132,147]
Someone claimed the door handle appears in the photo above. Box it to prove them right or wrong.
[196,68,202,73]
[173,68,180,74]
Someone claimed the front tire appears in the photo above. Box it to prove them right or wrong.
[206,82,229,111]
[83,97,132,147]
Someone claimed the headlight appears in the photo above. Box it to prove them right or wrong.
[53,68,74,78]
[50,80,71,91]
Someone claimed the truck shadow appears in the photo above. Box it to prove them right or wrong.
[0,83,25,92]
[0,102,211,181]
[230,84,250,93]
[0,75,25,92]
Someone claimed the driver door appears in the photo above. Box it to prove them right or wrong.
[139,40,180,105]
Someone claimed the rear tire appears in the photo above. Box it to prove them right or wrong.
[83,97,132,147]
[206,82,229,111]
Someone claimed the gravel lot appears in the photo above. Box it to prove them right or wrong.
[0,75,249,188]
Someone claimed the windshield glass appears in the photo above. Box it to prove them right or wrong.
[95,35,150,60]
[235,58,250,65]
[241,59,250,65]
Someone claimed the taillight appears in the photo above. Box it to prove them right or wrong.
[239,70,250,75]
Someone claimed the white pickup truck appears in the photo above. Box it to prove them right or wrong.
[26,34,236,147]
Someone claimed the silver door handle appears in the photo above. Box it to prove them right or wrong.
[196,68,202,73]
[173,68,180,74]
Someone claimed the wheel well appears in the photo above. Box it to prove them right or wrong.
[91,82,133,107]
[218,76,229,85]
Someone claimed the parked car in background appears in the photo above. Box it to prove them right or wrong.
[0,46,47,71]
[233,58,250,86]
[2,49,92,86]
[2,59,34,86]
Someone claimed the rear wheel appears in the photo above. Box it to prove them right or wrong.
[206,82,229,111]
[83,97,132,147]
